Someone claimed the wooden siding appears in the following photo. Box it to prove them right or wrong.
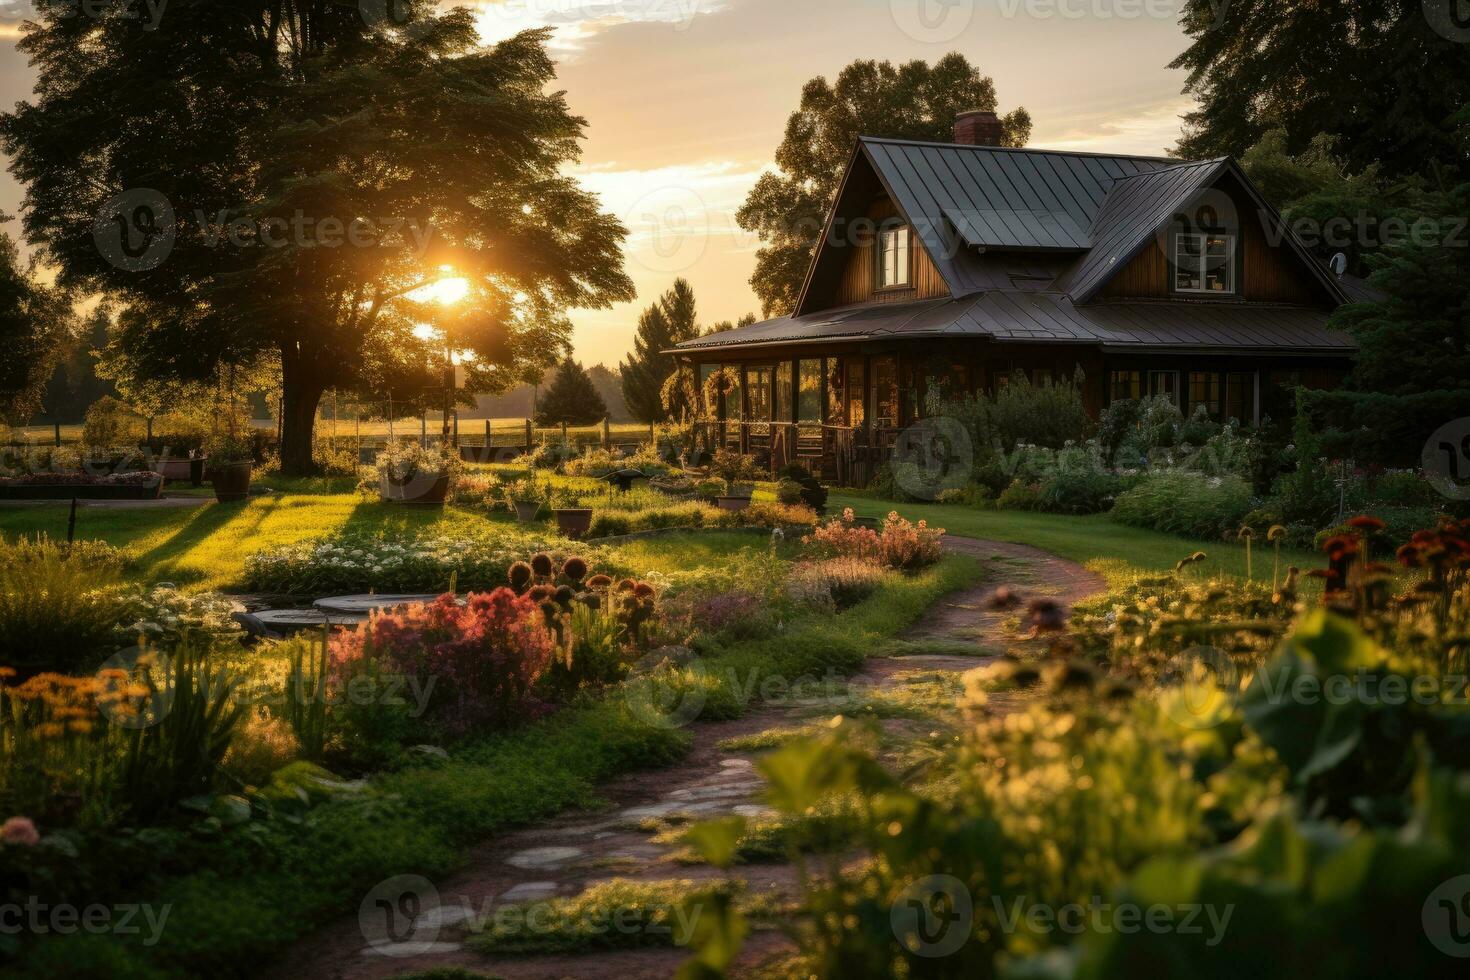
[833,196,948,306]
[1099,222,1317,305]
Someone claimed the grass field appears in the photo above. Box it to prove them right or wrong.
[830,492,1320,587]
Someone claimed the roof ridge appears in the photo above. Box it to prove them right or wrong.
[858,135,1179,163]
[1107,157,1228,181]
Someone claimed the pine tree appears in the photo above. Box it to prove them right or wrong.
[620,279,700,423]
[536,359,608,427]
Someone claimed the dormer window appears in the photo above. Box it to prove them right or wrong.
[878,225,912,289]
[1174,232,1236,295]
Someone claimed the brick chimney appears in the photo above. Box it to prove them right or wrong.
[953,110,1005,147]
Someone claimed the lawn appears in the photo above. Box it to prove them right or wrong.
[831,492,1321,587]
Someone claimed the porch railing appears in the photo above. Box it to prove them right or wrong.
[693,420,900,485]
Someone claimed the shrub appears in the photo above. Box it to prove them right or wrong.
[1111,471,1253,540]
[82,396,146,448]
[790,558,885,610]
[988,370,1092,450]
[803,510,880,564]
[997,478,1044,511]
[328,591,555,742]
[875,512,946,570]
[776,479,803,505]
[0,536,126,677]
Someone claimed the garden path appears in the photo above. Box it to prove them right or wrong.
[267,537,1104,980]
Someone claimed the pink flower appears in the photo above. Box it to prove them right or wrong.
[2,817,40,846]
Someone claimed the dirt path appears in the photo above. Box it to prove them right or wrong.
[266,538,1104,980]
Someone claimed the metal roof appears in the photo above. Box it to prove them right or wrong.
[944,206,1091,251]
[676,293,1357,354]
[857,137,1178,299]
[1051,159,1229,301]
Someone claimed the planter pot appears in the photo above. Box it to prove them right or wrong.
[379,473,450,506]
[554,508,594,540]
[0,480,163,501]
[716,496,752,513]
[512,500,543,523]
[211,461,253,503]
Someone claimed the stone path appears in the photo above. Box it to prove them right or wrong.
[266,537,1104,980]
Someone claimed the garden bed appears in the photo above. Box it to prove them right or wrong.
[0,478,163,500]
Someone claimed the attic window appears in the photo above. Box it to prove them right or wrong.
[1174,233,1236,294]
[878,226,912,289]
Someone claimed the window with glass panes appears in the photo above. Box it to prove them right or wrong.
[1188,371,1222,419]
[775,362,793,423]
[872,356,898,429]
[797,359,822,424]
[1109,370,1142,402]
[1174,232,1236,294]
[846,360,867,427]
[1150,371,1180,405]
[1224,372,1254,424]
[878,226,912,289]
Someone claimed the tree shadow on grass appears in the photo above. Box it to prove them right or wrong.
[130,498,285,587]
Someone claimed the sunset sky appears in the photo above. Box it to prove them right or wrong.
[0,0,1199,369]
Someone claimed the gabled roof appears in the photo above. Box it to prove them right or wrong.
[1051,158,1229,301]
[686,136,1358,358]
[675,294,1356,354]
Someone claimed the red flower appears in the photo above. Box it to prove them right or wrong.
[1347,515,1386,532]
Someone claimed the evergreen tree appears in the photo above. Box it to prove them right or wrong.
[620,278,699,423]
[537,359,607,427]
[1172,0,1470,181]
[737,55,1030,317]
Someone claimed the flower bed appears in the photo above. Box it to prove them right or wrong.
[0,470,163,500]
[242,529,622,596]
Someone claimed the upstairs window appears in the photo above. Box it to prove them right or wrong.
[1174,233,1236,295]
[878,226,912,289]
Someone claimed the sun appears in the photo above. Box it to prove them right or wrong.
[415,276,470,306]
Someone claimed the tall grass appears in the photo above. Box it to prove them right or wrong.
[0,535,125,676]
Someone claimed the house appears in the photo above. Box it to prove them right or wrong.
[674,110,1361,482]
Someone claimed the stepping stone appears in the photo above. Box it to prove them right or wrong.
[500,881,559,902]
[245,608,369,636]
[414,904,478,930]
[668,784,758,803]
[314,594,443,615]
[362,941,463,958]
[720,759,755,770]
[505,846,583,870]
[733,804,774,818]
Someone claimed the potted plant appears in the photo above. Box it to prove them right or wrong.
[505,477,547,523]
[377,441,456,506]
[550,488,594,541]
[206,432,254,503]
[717,482,754,513]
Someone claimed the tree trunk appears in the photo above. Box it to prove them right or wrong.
[279,352,328,476]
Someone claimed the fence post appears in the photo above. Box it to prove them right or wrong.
[54,422,61,447]
[485,419,491,447]
[420,414,427,448]
[452,411,459,448]
[602,418,611,449]
[560,421,568,443]
[649,422,655,446]
[524,419,533,452]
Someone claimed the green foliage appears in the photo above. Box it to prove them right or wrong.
[1,12,633,473]
[1111,472,1253,541]
[621,278,701,423]
[1171,0,1469,183]
[0,536,126,676]
[0,232,74,423]
[535,359,609,427]
[736,54,1031,316]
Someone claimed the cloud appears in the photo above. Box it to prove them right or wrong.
[1033,96,1195,158]
[472,0,730,52]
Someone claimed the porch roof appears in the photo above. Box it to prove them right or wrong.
[674,292,1358,355]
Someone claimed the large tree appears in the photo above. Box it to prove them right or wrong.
[0,4,633,473]
[0,233,76,422]
[619,278,699,423]
[1172,0,1470,181]
[536,359,606,427]
[736,55,1031,317]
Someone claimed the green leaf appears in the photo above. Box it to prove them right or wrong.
[683,817,747,870]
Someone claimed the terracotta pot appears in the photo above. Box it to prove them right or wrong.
[379,473,450,506]
[716,496,752,513]
[554,508,594,540]
[513,500,543,523]
[210,460,253,503]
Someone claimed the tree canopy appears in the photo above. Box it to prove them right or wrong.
[736,54,1031,317]
[0,3,633,472]
[620,278,700,424]
[0,233,76,422]
[536,359,607,427]
[1172,0,1470,182]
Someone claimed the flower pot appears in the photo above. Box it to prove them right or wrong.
[513,500,542,523]
[716,496,752,513]
[379,473,450,506]
[554,508,594,540]
[210,461,253,503]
